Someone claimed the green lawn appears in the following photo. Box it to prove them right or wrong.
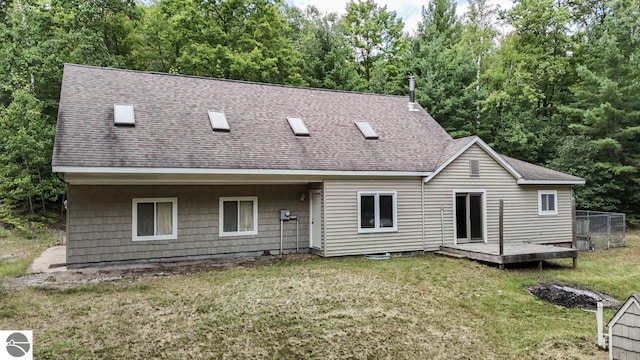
[0,227,58,277]
[1,230,638,359]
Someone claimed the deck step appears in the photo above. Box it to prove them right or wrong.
[435,251,467,259]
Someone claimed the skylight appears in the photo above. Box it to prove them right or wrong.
[208,111,230,132]
[355,121,378,139]
[287,117,309,136]
[114,104,135,126]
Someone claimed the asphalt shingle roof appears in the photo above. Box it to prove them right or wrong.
[502,155,584,182]
[53,64,452,172]
[52,64,584,183]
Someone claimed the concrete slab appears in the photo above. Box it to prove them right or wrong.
[27,246,67,273]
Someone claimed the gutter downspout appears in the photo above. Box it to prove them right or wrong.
[440,205,445,246]
[421,177,426,253]
[280,219,284,255]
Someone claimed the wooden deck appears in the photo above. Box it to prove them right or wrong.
[439,243,578,269]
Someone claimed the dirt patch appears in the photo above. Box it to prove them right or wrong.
[527,282,621,309]
[5,253,316,290]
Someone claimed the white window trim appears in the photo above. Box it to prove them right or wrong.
[538,190,558,215]
[357,191,398,233]
[451,189,487,245]
[219,196,258,237]
[132,197,178,241]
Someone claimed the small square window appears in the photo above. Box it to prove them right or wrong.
[538,190,557,215]
[132,198,177,241]
[219,197,258,236]
[358,192,397,233]
[114,104,135,125]
[208,111,230,132]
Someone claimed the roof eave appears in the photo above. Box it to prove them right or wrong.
[517,179,586,185]
[52,166,432,177]
[423,137,522,183]
[607,296,640,328]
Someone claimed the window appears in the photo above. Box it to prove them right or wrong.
[208,111,230,132]
[357,192,397,233]
[355,121,379,139]
[287,117,310,136]
[114,104,135,126]
[132,198,177,241]
[469,160,480,177]
[538,190,558,215]
[219,197,258,236]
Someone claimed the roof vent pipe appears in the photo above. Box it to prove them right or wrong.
[408,76,418,111]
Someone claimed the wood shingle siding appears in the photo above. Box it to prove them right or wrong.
[66,184,310,266]
[610,297,640,360]
[323,179,423,256]
[423,144,573,251]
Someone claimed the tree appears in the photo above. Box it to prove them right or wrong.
[146,0,304,84]
[483,0,573,163]
[409,0,476,137]
[0,0,137,222]
[460,0,498,136]
[341,0,407,93]
[285,5,359,90]
[552,0,640,219]
[0,88,63,215]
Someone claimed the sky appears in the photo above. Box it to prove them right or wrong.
[286,0,515,35]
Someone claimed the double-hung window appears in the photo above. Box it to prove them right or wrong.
[219,197,258,236]
[358,191,397,233]
[538,190,558,215]
[132,198,178,241]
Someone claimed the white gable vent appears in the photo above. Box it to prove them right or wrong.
[355,121,378,139]
[114,104,135,126]
[470,160,480,177]
[208,111,230,132]
[287,117,309,136]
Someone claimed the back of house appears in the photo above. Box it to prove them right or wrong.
[53,64,584,267]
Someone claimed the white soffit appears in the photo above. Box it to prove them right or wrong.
[355,121,378,139]
[287,117,310,136]
[114,104,135,125]
[208,111,230,132]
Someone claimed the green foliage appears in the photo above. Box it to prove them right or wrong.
[552,0,640,219]
[341,0,407,93]
[0,0,638,222]
[136,0,303,84]
[0,88,64,215]
[285,6,359,90]
[408,0,476,137]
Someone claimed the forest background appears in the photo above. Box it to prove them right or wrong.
[0,0,638,227]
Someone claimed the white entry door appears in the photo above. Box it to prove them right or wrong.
[310,191,322,249]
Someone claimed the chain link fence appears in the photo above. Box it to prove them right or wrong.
[575,210,626,250]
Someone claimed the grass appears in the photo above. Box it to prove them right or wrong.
[0,230,639,359]
[0,227,58,276]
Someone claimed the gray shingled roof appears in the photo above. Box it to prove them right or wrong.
[53,64,453,172]
[52,64,583,183]
[437,136,476,167]
[502,155,584,182]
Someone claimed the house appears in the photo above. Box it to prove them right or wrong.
[52,64,585,267]
[607,294,640,360]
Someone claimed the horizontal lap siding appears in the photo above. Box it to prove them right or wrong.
[67,184,309,265]
[323,179,423,256]
[423,145,573,251]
